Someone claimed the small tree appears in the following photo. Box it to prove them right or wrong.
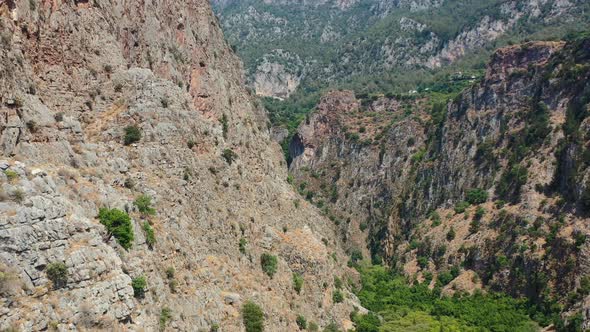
[474,206,486,221]
[334,276,343,289]
[134,194,156,216]
[165,267,175,279]
[222,148,238,165]
[469,219,481,234]
[143,221,156,248]
[46,262,68,289]
[3,170,18,182]
[454,201,470,214]
[220,114,229,139]
[308,321,319,331]
[239,238,247,254]
[466,188,489,205]
[159,307,172,331]
[98,208,134,249]
[131,276,147,298]
[124,125,141,145]
[332,289,344,303]
[260,253,278,278]
[296,315,307,330]
[293,273,304,294]
[446,227,456,241]
[242,301,264,332]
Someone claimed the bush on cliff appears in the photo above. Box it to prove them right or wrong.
[98,208,134,249]
[260,253,278,278]
[46,262,68,289]
[123,125,141,145]
[242,301,264,332]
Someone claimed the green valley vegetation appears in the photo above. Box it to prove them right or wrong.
[351,263,578,332]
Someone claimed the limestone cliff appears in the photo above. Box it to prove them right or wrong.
[0,0,359,330]
[289,37,590,326]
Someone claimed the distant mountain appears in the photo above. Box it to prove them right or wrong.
[213,0,590,98]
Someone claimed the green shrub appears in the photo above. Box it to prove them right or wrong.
[46,262,67,289]
[210,323,220,332]
[430,211,441,227]
[98,208,134,249]
[239,238,247,254]
[220,114,229,139]
[260,253,278,278]
[143,221,156,248]
[496,164,528,202]
[124,125,141,145]
[296,315,307,330]
[411,148,427,163]
[169,279,178,293]
[474,206,486,221]
[3,170,18,182]
[438,271,454,286]
[124,177,135,189]
[352,312,381,332]
[293,273,304,294]
[131,276,147,298]
[446,227,456,241]
[308,321,319,331]
[333,289,344,303]
[334,276,343,289]
[159,307,172,331]
[469,219,480,234]
[242,301,264,332]
[11,189,24,203]
[454,201,470,214]
[580,276,590,295]
[417,256,429,269]
[165,267,175,279]
[323,321,340,332]
[466,189,488,205]
[222,148,238,165]
[349,248,363,264]
[134,194,156,216]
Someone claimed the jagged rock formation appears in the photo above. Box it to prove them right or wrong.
[0,0,360,330]
[289,37,590,326]
[252,50,302,99]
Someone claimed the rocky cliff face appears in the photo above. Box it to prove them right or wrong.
[289,37,590,325]
[0,0,360,331]
[252,50,302,99]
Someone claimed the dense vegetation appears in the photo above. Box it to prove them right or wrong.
[353,264,543,332]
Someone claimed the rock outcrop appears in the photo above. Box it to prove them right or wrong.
[289,37,590,326]
[0,0,359,330]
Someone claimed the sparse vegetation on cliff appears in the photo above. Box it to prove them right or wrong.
[98,208,134,249]
[242,301,264,332]
[46,262,68,289]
